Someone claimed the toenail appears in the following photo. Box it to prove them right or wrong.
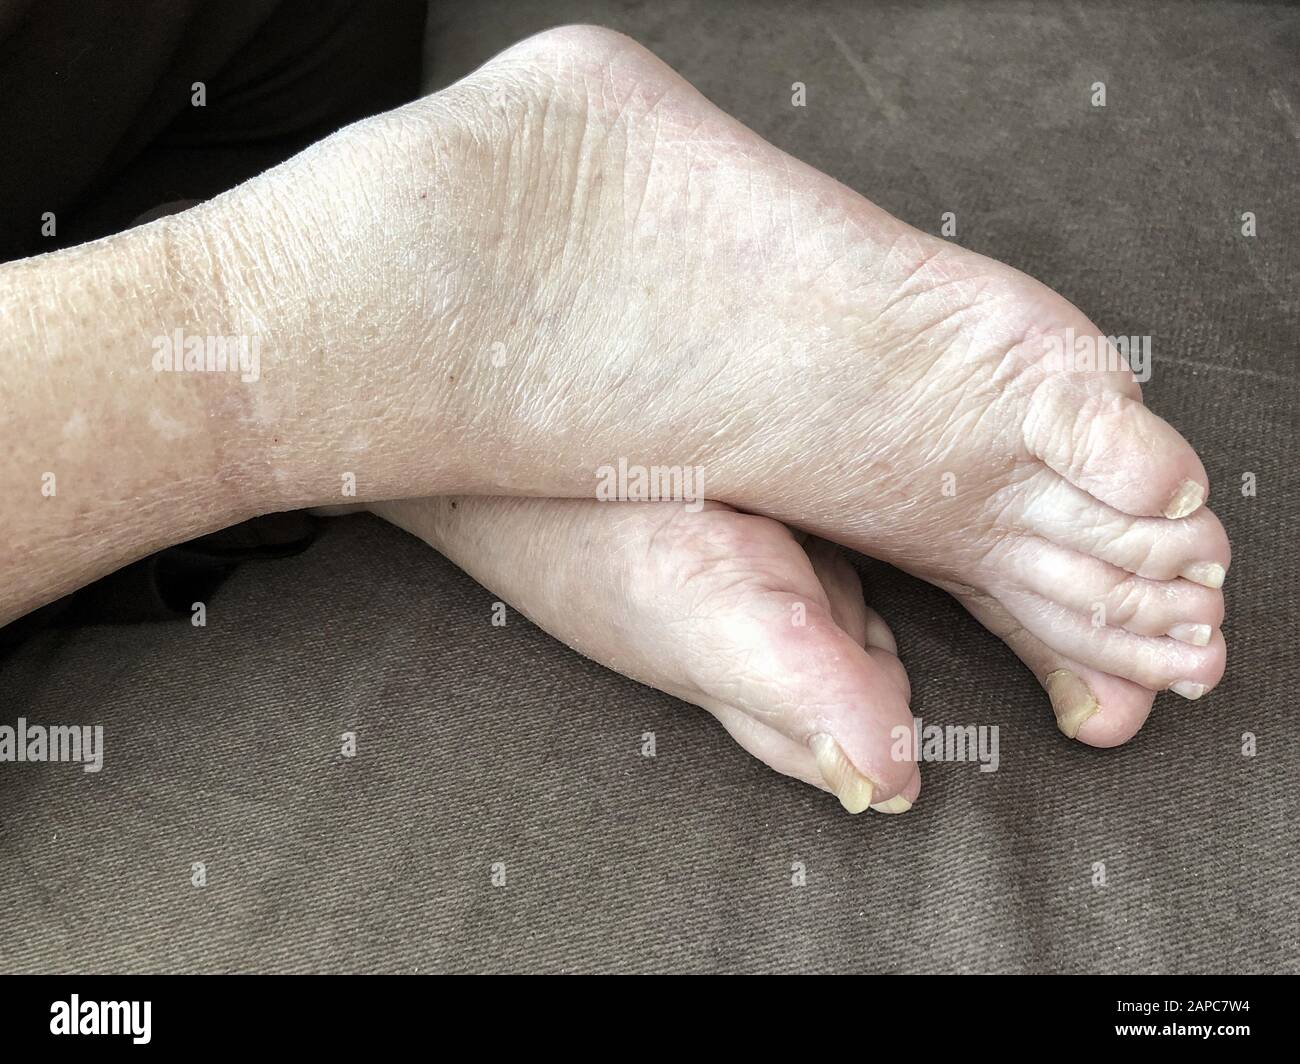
[870,794,913,814]
[1163,479,1206,520]
[1181,562,1226,589]
[1170,680,1206,700]
[1044,669,1099,740]
[809,733,876,814]
[1167,622,1212,647]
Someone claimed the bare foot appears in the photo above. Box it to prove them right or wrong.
[372,497,919,814]
[248,27,1225,748]
[4,27,1228,772]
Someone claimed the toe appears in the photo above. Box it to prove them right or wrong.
[657,525,917,811]
[749,604,916,809]
[861,606,911,703]
[805,537,869,645]
[993,588,1227,696]
[872,764,920,814]
[958,590,1156,747]
[716,713,916,814]
[1042,667,1156,748]
[806,539,911,702]
[1022,373,1209,519]
[992,536,1224,640]
[1013,468,1232,584]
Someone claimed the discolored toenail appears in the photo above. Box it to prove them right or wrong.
[1170,680,1206,700]
[870,794,913,814]
[1163,479,1206,520]
[809,733,876,814]
[1167,622,1212,647]
[1181,562,1225,589]
[1045,669,1099,739]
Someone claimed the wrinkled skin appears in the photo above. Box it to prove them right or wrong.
[2,27,1228,812]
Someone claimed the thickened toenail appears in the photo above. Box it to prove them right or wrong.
[809,733,876,814]
[870,794,913,814]
[1170,680,1206,700]
[1163,479,1205,519]
[1045,669,1099,739]
[1181,562,1226,589]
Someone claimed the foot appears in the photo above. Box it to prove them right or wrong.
[371,497,920,814]
[205,26,1228,748]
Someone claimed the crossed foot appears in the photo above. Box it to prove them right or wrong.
[9,26,1228,813]
[307,27,1224,813]
[286,27,1231,811]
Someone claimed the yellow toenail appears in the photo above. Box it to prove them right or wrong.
[809,734,876,814]
[1163,479,1205,520]
[1181,562,1225,589]
[1044,669,1099,739]
[870,794,913,814]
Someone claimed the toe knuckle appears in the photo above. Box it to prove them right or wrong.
[1105,576,1147,627]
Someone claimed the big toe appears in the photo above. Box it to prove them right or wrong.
[655,522,918,812]
[958,589,1156,748]
[1022,359,1209,520]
